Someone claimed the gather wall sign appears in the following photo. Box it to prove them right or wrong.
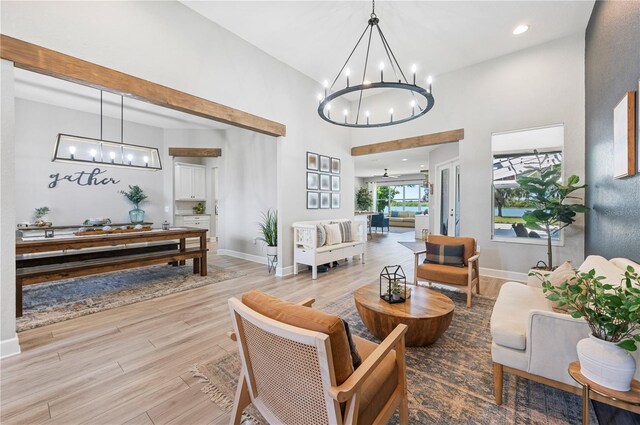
[48,167,121,189]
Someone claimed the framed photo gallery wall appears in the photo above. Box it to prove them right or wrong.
[306,152,341,209]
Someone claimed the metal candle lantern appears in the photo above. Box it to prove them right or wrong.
[162,220,170,231]
[380,265,407,304]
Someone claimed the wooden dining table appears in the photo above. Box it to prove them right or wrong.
[15,227,208,317]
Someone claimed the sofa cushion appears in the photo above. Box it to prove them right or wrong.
[545,261,577,312]
[352,336,397,425]
[324,223,342,245]
[426,235,475,266]
[316,240,364,253]
[579,255,627,285]
[390,211,399,217]
[242,290,354,385]
[316,224,327,247]
[351,221,362,242]
[416,262,470,286]
[424,242,465,267]
[491,283,552,350]
[332,220,353,242]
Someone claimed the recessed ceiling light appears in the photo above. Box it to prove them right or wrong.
[402,158,408,161]
[512,25,529,35]
[420,164,425,167]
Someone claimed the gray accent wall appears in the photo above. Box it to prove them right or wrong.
[585,1,640,261]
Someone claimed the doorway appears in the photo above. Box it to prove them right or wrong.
[434,159,460,236]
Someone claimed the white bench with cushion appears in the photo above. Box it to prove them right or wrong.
[292,219,366,279]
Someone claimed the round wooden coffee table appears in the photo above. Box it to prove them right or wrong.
[354,283,454,346]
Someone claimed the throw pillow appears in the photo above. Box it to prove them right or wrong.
[391,211,399,217]
[424,242,465,267]
[342,319,362,369]
[350,221,361,241]
[316,224,327,247]
[545,261,576,312]
[331,220,353,242]
[324,223,342,245]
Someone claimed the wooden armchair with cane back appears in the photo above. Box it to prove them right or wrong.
[227,290,409,425]
[414,235,480,307]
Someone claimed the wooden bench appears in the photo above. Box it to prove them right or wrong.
[16,247,206,317]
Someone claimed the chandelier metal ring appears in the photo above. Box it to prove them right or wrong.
[316,0,435,128]
[317,82,434,128]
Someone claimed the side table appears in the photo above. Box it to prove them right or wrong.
[568,361,640,424]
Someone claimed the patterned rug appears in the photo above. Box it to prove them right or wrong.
[17,263,243,332]
[191,288,597,424]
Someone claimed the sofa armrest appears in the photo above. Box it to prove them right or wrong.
[527,269,552,288]
[527,309,588,386]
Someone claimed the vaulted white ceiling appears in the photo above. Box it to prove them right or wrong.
[182,1,594,85]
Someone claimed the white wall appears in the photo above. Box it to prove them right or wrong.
[0,59,20,357]
[351,34,586,273]
[428,143,460,233]
[15,99,166,225]
[0,0,356,345]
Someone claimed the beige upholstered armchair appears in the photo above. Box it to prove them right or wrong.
[413,235,480,307]
[228,290,408,425]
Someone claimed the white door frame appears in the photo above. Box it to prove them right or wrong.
[433,158,460,236]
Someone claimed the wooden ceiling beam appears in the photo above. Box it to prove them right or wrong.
[168,147,221,157]
[0,35,286,138]
[351,129,464,156]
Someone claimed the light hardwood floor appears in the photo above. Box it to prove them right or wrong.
[1,230,508,425]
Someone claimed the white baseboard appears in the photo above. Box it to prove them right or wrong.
[276,265,293,277]
[0,335,21,359]
[216,249,265,265]
[480,267,527,283]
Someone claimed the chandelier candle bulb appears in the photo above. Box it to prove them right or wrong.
[380,61,385,81]
[343,109,348,124]
[127,154,133,165]
[109,151,116,163]
[412,64,417,85]
[427,76,433,94]
[69,146,76,160]
[323,80,329,97]
[90,149,97,161]
[327,103,331,120]
[345,68,350,87]
[366,110,370,125]
[143,156,149,167]
[411,100,416,116]
[389,108,394,122]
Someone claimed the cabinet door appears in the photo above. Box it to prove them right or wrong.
[175,165,194,200]
[191,167,206,200]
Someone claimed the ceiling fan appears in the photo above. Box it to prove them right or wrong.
[375,168,399,179]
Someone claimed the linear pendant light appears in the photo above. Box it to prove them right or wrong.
[52,92,162,170]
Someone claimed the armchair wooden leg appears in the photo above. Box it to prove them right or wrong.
[493,363,504,405]
[230,371,251,425]
[476,280,480,294]
[466,285,472,308]
[397,334,409,425]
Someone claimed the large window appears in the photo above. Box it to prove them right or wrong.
[491,124,564,242]
[378,184,429,214]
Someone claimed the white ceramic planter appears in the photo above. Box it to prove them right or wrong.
[577,334,637,391]
[266,246,277,256]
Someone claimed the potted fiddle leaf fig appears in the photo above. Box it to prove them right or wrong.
[120,185,148,223]
[257,209,277,256]
[355,187,373,211]
[517,156,588,270]
[536,267,640,391]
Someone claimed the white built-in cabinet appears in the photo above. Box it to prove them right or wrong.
[174,163,206,201]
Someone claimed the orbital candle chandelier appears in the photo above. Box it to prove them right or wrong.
[317,0,434,128]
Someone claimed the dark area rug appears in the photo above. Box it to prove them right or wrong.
[191,288,598,424]
[18,262,243,332]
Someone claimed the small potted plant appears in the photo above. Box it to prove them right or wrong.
[193,202,205,214]
[34,206,51,227]
[257,209,277,256]
[355,187,373,212]
[390,280,404,301]
[536,267,640,391]
[120,185,148,223]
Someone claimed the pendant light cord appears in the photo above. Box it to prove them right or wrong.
[121,96,124,143]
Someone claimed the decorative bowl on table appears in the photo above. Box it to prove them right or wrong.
[83,218,112,226]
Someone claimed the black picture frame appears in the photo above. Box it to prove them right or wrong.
[331,175,340,191]
[307,152,319,171]
[307,191,319,209]
[320,174,331,191]
[320,155,331,173]
[320,192,331,209]
[331,157,341,174]
[331,193,340,209]
[307,172,319,190]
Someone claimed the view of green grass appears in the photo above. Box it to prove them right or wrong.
[495,216,526,224]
